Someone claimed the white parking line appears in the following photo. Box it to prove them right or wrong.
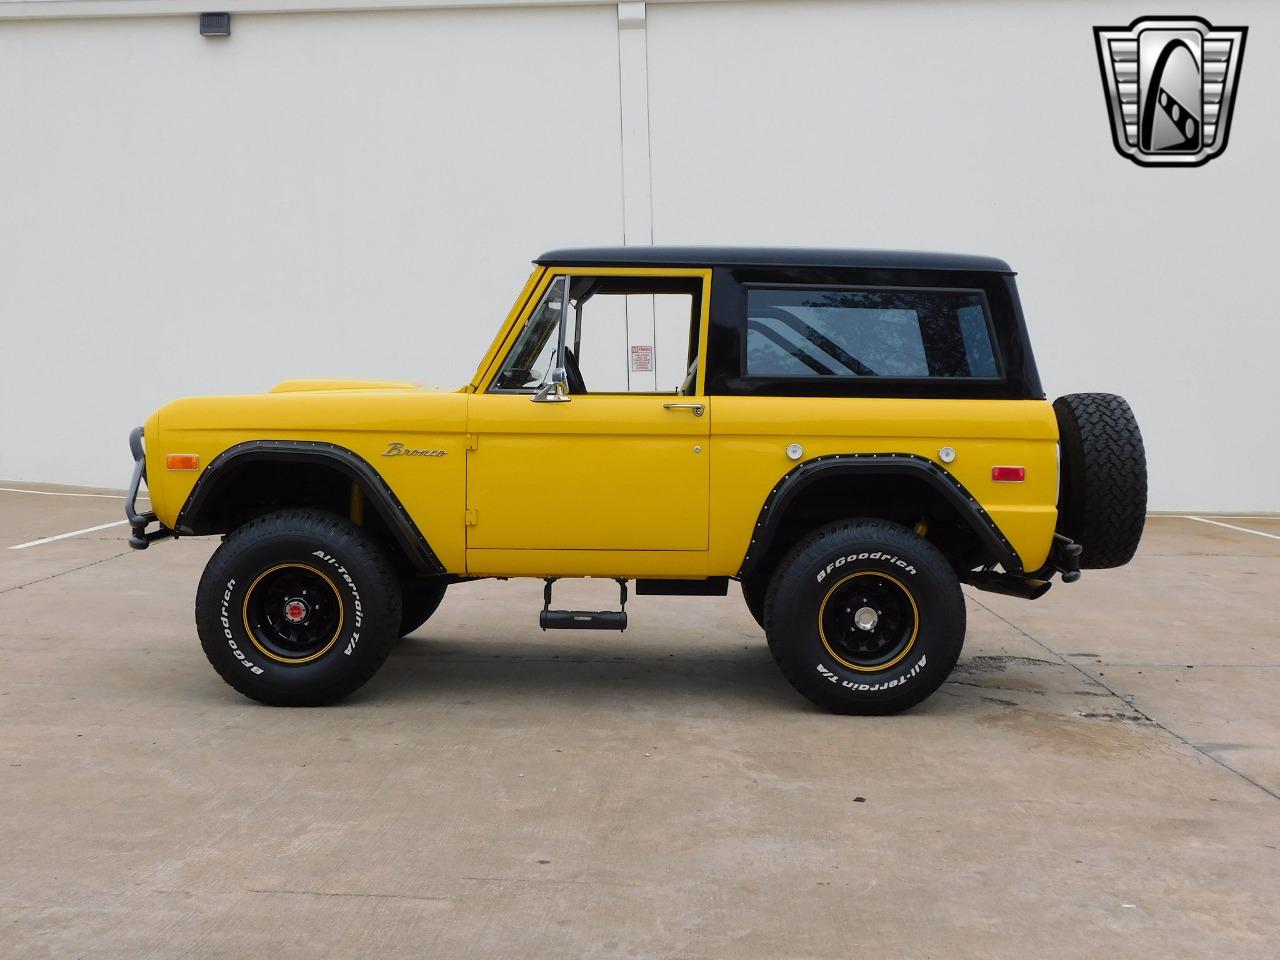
[1184,516,1280,542]
[0,486,145,500]
[1203,516,1280,521]
[10,520,129,550]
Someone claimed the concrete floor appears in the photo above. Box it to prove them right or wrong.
[1,485,1277,959]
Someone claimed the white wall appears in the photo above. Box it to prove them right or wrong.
[644,0,1279,512]
[1,0,1277,510]
[0,4,624,486]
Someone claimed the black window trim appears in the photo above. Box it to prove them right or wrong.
[738,281,1007,384]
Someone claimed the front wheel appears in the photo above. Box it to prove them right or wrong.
[764,519,965,715]
[195,509,402,706]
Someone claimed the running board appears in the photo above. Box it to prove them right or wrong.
[539,578,628,631]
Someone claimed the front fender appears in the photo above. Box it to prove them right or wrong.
[177,440,445,574]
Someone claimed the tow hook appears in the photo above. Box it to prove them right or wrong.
[1042,534,1083,583]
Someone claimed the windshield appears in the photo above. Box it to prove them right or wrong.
[492,277,568,391]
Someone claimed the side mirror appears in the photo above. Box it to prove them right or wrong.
[532,366,571,403]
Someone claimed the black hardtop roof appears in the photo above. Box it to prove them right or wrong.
[535,246,1013,274]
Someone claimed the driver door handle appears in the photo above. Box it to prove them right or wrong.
[663,402,704,417]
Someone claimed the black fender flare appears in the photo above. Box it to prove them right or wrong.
[176,440,445,574]
[737,452,1022,578]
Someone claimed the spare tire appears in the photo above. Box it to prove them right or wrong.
[1053,393,1147,569]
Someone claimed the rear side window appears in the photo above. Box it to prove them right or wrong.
[744,286,1001,380]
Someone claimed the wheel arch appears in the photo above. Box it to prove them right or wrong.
[737,454,1022,581]
[176,440,444,575]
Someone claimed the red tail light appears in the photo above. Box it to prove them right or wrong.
[991,466,1025,482]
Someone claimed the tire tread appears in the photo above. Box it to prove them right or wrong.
[1053,393,1147,569]
[762,519,965,715]
[195,508,401,706]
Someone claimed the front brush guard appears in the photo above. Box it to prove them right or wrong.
[126,426,175,550]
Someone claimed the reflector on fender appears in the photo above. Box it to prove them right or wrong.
[991,466,1025,482]
[166,454,200,471]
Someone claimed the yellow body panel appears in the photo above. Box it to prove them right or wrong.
[707,397,1060,574]
[466,394,711,553]
[142,267,1060,581]
[147,387,471,571]
[269,379,420,394]
[466,549,709,579]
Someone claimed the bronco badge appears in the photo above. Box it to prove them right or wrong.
[1094,16,1247,167]
[382,442,446,458]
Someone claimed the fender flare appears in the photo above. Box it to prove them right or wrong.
[737,453,1023,578]
[176,440,445,574]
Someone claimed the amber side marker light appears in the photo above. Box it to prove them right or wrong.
[166,454,201,471]
[991,466,1026,482]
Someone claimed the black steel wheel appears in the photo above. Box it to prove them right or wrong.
[764,519,965,715]
[195,509,401,706]
[818,572,918,672]
[242,563,345,663]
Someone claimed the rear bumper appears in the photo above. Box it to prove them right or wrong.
[126,426,175,550]
[1034,533,1083,584]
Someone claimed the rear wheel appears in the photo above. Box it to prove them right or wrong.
[764,520,965,714]
[195,509,401,706]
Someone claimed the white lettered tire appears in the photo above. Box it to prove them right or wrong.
[195,509,402,706]
[764,520,965,714]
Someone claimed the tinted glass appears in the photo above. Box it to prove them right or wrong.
[745,287,999,379]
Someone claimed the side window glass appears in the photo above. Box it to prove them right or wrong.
[957,304,999,378]
[492,275,702,394]
[745,287,1000,380]
[574,290,696,393]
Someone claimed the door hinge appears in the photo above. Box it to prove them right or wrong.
[464,508,478,526]
[465,434,479,451]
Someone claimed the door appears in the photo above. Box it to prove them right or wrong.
[466,269,712,557]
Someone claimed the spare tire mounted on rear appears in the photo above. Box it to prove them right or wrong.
[1053,392,1147,569]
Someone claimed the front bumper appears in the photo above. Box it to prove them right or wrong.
[126,426,175,550]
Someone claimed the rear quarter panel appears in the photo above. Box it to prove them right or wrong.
[708,397,1060,574]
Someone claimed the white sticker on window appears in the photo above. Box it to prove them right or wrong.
[629,344,654,373]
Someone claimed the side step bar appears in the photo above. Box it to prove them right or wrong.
[539,578,628,631]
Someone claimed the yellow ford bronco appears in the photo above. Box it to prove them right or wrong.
[126,247,1146,713]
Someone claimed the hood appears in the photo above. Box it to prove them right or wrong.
[268,379,424,394]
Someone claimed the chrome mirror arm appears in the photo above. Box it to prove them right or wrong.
[532,367,571,403]
[532,277,574,404]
